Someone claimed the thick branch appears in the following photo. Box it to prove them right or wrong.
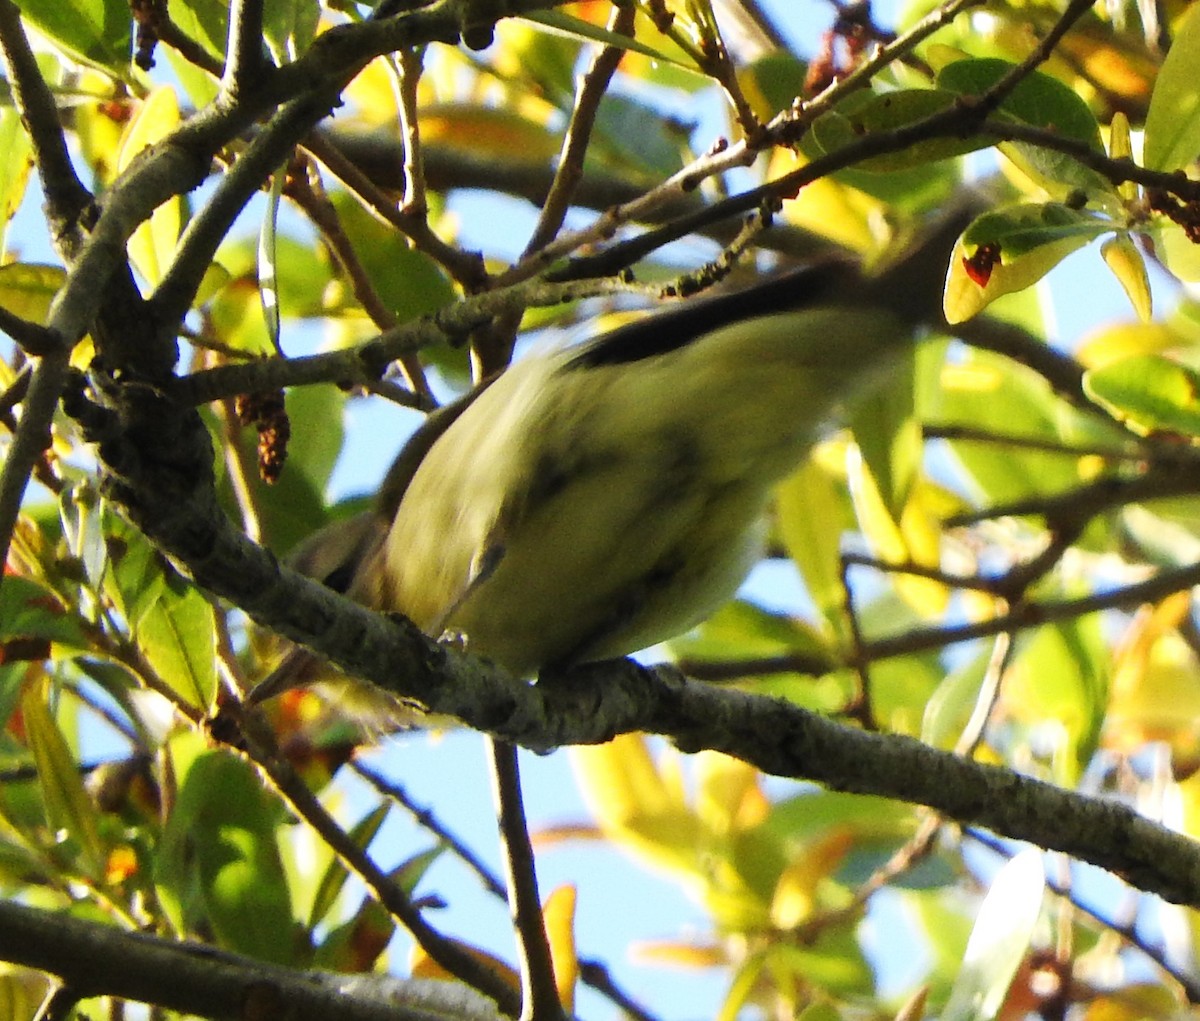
[0,897,502,1021]
[78,367,1200,910]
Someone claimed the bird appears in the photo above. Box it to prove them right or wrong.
[248,214,963,724]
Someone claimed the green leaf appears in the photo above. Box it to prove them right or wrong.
[0,107,33,254]
[848,354,920,518]
[942,849,1044,1021]
[1083,354,1200,438]
[668,599,837,674]
[774,456,857,640]
[937,57,1108,196]
[133,572,217,711]
[809,90,984,172]
[14,0,133,76]
[0,576,83,648]
[100,507,167,628]
[22,677,105,878]
[1143,2,1200,171]
[307,803,389,928]
[156,748,296,964]
[521,9,694,67]
[0,264,65,327]
[264,0,320,62]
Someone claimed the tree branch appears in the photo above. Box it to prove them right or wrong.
[76,358,1200,909]
[0,897,504,1021]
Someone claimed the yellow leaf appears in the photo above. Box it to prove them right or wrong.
[1106,595,1200,762]
[1101,236,1152,322]
[571,736,701,875]
[695,751,766,836]
[769,829,854,929]
[847,446,949,617]
[1076,321,1182,369]
[542,885,578,1012]
[409,939,520,993]
[117,87,183,287]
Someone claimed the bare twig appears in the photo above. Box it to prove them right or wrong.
[488,739,564,1021]
[0,0,91,248]
[351,759,660,1021]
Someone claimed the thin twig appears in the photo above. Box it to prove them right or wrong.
[0,0,92,250]
[165,274,653,406]
[924,423,1144,461]
[488,738,564,1021]
[394,47,427,216]
[351,758,661,1021]
[526,3,636,256]
[0,305,59,357]
[232,714,524,1016]
[352,759,506,898]
[967,829,1200,1003]
[301,132,488,288]
[155,15,225,77]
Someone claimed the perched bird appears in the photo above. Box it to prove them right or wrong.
[250,216,962,720]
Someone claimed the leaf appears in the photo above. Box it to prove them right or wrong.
[308,804,389,928]
[156,747,295,964]
[1143,2,1200,171]
[774,454,856,639]
[0,107,33,253]
[0,264,65,326]
[100,508,167,628]
[133,572,217,711]
[1101,235,1152,322]
[944,204,1110,322]
[937,57,1108,196]
[14,0,132,76]
[0,576,84,648]
[809,89,984,172]
[941,849,1044,1021]
[22,676,104,878]
[1083,354,1200,438]
[258,166,285,353]
[264,0,320,62]
[542,884,578,1012]
[117,87,184,287]
[521,9,687,66]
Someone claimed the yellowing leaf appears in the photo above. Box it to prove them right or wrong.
[769,829,854,929]
[944,207,1107,324]
[1101,236,1152,322]
[1083,354,1200,438]
[117,87,183,287]
[542,884,578,1012]
[1106,596,1200,762]
[410,939,520,992]
[695,752,767,836]
[571,736,700,874]
[847,446,949,617]
[0,264,65,327]
[1075,321,1182,369]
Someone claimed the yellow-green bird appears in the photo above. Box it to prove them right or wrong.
[251,215,963,724]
